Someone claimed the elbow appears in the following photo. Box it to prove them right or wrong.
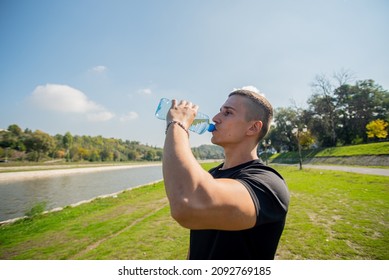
[166,175,211,229]
[169,199,196,229]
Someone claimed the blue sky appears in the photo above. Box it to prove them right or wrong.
[1,0,388,147]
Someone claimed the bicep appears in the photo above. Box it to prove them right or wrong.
[180,176,257,230]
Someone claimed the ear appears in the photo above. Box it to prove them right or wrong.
[247,120,263,137]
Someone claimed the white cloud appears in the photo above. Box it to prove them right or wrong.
[30,84,114,121]
[87,111,115,122]
[119,111,139,122]
[90,65,107,73]
[138,88,152,96]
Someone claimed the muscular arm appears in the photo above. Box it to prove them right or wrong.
[162,101,256,230]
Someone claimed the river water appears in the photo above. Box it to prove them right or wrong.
[0,165,163,222]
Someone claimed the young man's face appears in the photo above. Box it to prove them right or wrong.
[211,95,254,147]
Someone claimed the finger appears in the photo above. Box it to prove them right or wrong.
[171,99,178,108]
[178,100,186,107]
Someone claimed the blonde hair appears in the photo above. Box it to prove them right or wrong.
[229,89,273,140]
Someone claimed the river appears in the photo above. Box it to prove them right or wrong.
[0,164,163,222]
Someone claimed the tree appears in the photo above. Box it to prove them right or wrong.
[63,132,73,161]
[308,70,354,146]
[144,150,156,161]
[7,124,23,136]
[366,119,388,140]
[24,130,55,161]
[100,147,114,161]
[272,101,314,153]
[299,129,316,149]
[335,79,389,144]
[0,125,26,152]
[308,69,389,146]
[271,107,299,152]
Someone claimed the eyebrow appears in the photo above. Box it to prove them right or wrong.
[220,105,237,111]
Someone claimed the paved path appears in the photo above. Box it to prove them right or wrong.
[295,164,389,177]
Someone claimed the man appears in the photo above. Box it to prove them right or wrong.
[162,88,290,260]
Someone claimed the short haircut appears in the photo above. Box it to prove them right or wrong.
[228,89,273,140]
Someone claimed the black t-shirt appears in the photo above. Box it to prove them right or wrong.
[189,160,290,260]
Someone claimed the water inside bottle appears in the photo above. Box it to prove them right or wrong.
[155,98,215,134]
[190,118,210,134]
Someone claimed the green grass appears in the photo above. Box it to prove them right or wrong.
[271,142,389,164]
[315,142,389,157]
[276,166,389,259]
[0,162,388,259]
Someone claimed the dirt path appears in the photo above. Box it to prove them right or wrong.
[70,197,168,259]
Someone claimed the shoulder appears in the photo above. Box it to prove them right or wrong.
[238,160,284,179]
[210,160,289,206]
[234,161,287,190]
[235,160,290,212]
[209,160,285,183]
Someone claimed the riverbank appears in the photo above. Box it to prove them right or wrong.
[0,163,162,183]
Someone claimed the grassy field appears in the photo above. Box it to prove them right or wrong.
[277,166,388,259]
[315,142,389,157]
[270,141,389,164]
[0,162,388,260]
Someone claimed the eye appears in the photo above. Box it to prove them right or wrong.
[219,107,233,116]
[225,109,234,116]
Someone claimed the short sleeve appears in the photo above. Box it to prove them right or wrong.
[236,169,289,226]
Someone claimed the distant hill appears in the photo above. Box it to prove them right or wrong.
[192,144,224,160]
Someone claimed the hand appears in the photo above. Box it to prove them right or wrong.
[167,99,199,130]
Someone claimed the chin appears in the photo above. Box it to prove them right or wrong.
[211,136,222,147]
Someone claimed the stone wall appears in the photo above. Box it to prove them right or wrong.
[302,155,389,166]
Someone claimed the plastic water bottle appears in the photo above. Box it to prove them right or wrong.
[155,98,216,134]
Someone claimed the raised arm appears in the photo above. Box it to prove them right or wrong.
[162,100,256,230]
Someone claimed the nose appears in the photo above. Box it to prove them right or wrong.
[212,112,221,124]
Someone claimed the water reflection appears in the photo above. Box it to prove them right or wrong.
[0,165,162,222]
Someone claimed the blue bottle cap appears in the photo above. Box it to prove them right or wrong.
[207,123,216,132]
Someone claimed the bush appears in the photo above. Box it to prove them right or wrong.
[25,202,47,218]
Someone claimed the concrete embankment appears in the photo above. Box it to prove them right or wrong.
[0,163,162,183]
[272,155,389,167]
[304,155,389,167]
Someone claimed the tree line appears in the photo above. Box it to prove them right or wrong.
[0,127,164,162]
[264,70,389,153]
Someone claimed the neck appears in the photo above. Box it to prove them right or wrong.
[221,143,259,170]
